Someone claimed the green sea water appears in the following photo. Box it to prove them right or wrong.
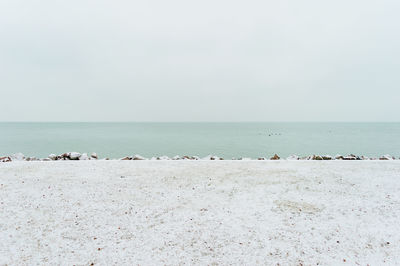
[0,122,399,159]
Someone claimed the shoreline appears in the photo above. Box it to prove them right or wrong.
[1,152,398,162]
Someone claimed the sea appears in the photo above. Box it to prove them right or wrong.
[0,122,399,159]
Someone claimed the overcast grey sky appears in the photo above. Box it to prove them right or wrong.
[0,0,399,122]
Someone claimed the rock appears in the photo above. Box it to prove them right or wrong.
[48,154,57,160]
[258,157,266,160]
[380,155,394,160]
[42,158,51,161]
[312,155,323,160]
[91,153,98,159]
[80,153,89,160]
[25,157,39,161]
[120,156,132,160]
[10,153,25,161]
[133,155,146,160]
[335,155,344,160]
[157,156,170,160]
[172,155,181,160]
[322,155,332,160]
[343,154,358,160]
[286,155,299,160]
[69,152,81,160]
[270,154,280,160]
[0,156,12,162]
[192,156,200,160]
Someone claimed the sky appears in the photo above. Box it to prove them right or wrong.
[0,0,399,122]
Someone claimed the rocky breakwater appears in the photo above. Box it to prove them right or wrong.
[0,152,399,162]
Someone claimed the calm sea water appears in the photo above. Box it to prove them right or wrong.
[0,123,399,159]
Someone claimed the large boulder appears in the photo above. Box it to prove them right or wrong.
[380,155,394,160]
[286,155,299,160]
[48,154,57,160]
[157,156,170,160]
[68,152,81,160]
[133,155,146,160]
[270,154,280,160]
[10,153,25,161]
[0,156,11,162]
[343,154,359,160]
[312,155,323,160]
[322,155,332,160]
[80,153,89,160]
[335,155,344,160]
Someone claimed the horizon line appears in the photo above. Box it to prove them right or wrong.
[0,121,399,123]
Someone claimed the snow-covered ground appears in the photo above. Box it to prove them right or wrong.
[1,161,399,265]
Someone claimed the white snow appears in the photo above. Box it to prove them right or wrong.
[1,161,399,265]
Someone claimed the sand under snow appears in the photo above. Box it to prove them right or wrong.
[1,161,400,265]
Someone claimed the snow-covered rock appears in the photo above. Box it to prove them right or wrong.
[287,155,299,160]
[48,154,57,160]
[335,155,344,160]
[42,158,51,161]
[91,152,98,159]
[380,155,394,160]
[133,155,146,160]
[172,155,181,160]
[312,155,323,160]
[343,154,359,160]
[68,152,81,160]
[322,155,332,160]
[80,153,89,160]
[0,156,11,162]
[10,153,25,161]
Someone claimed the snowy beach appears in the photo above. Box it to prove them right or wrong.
[1,161,400,265]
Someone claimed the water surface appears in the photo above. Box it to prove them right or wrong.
[0,122,398,158]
